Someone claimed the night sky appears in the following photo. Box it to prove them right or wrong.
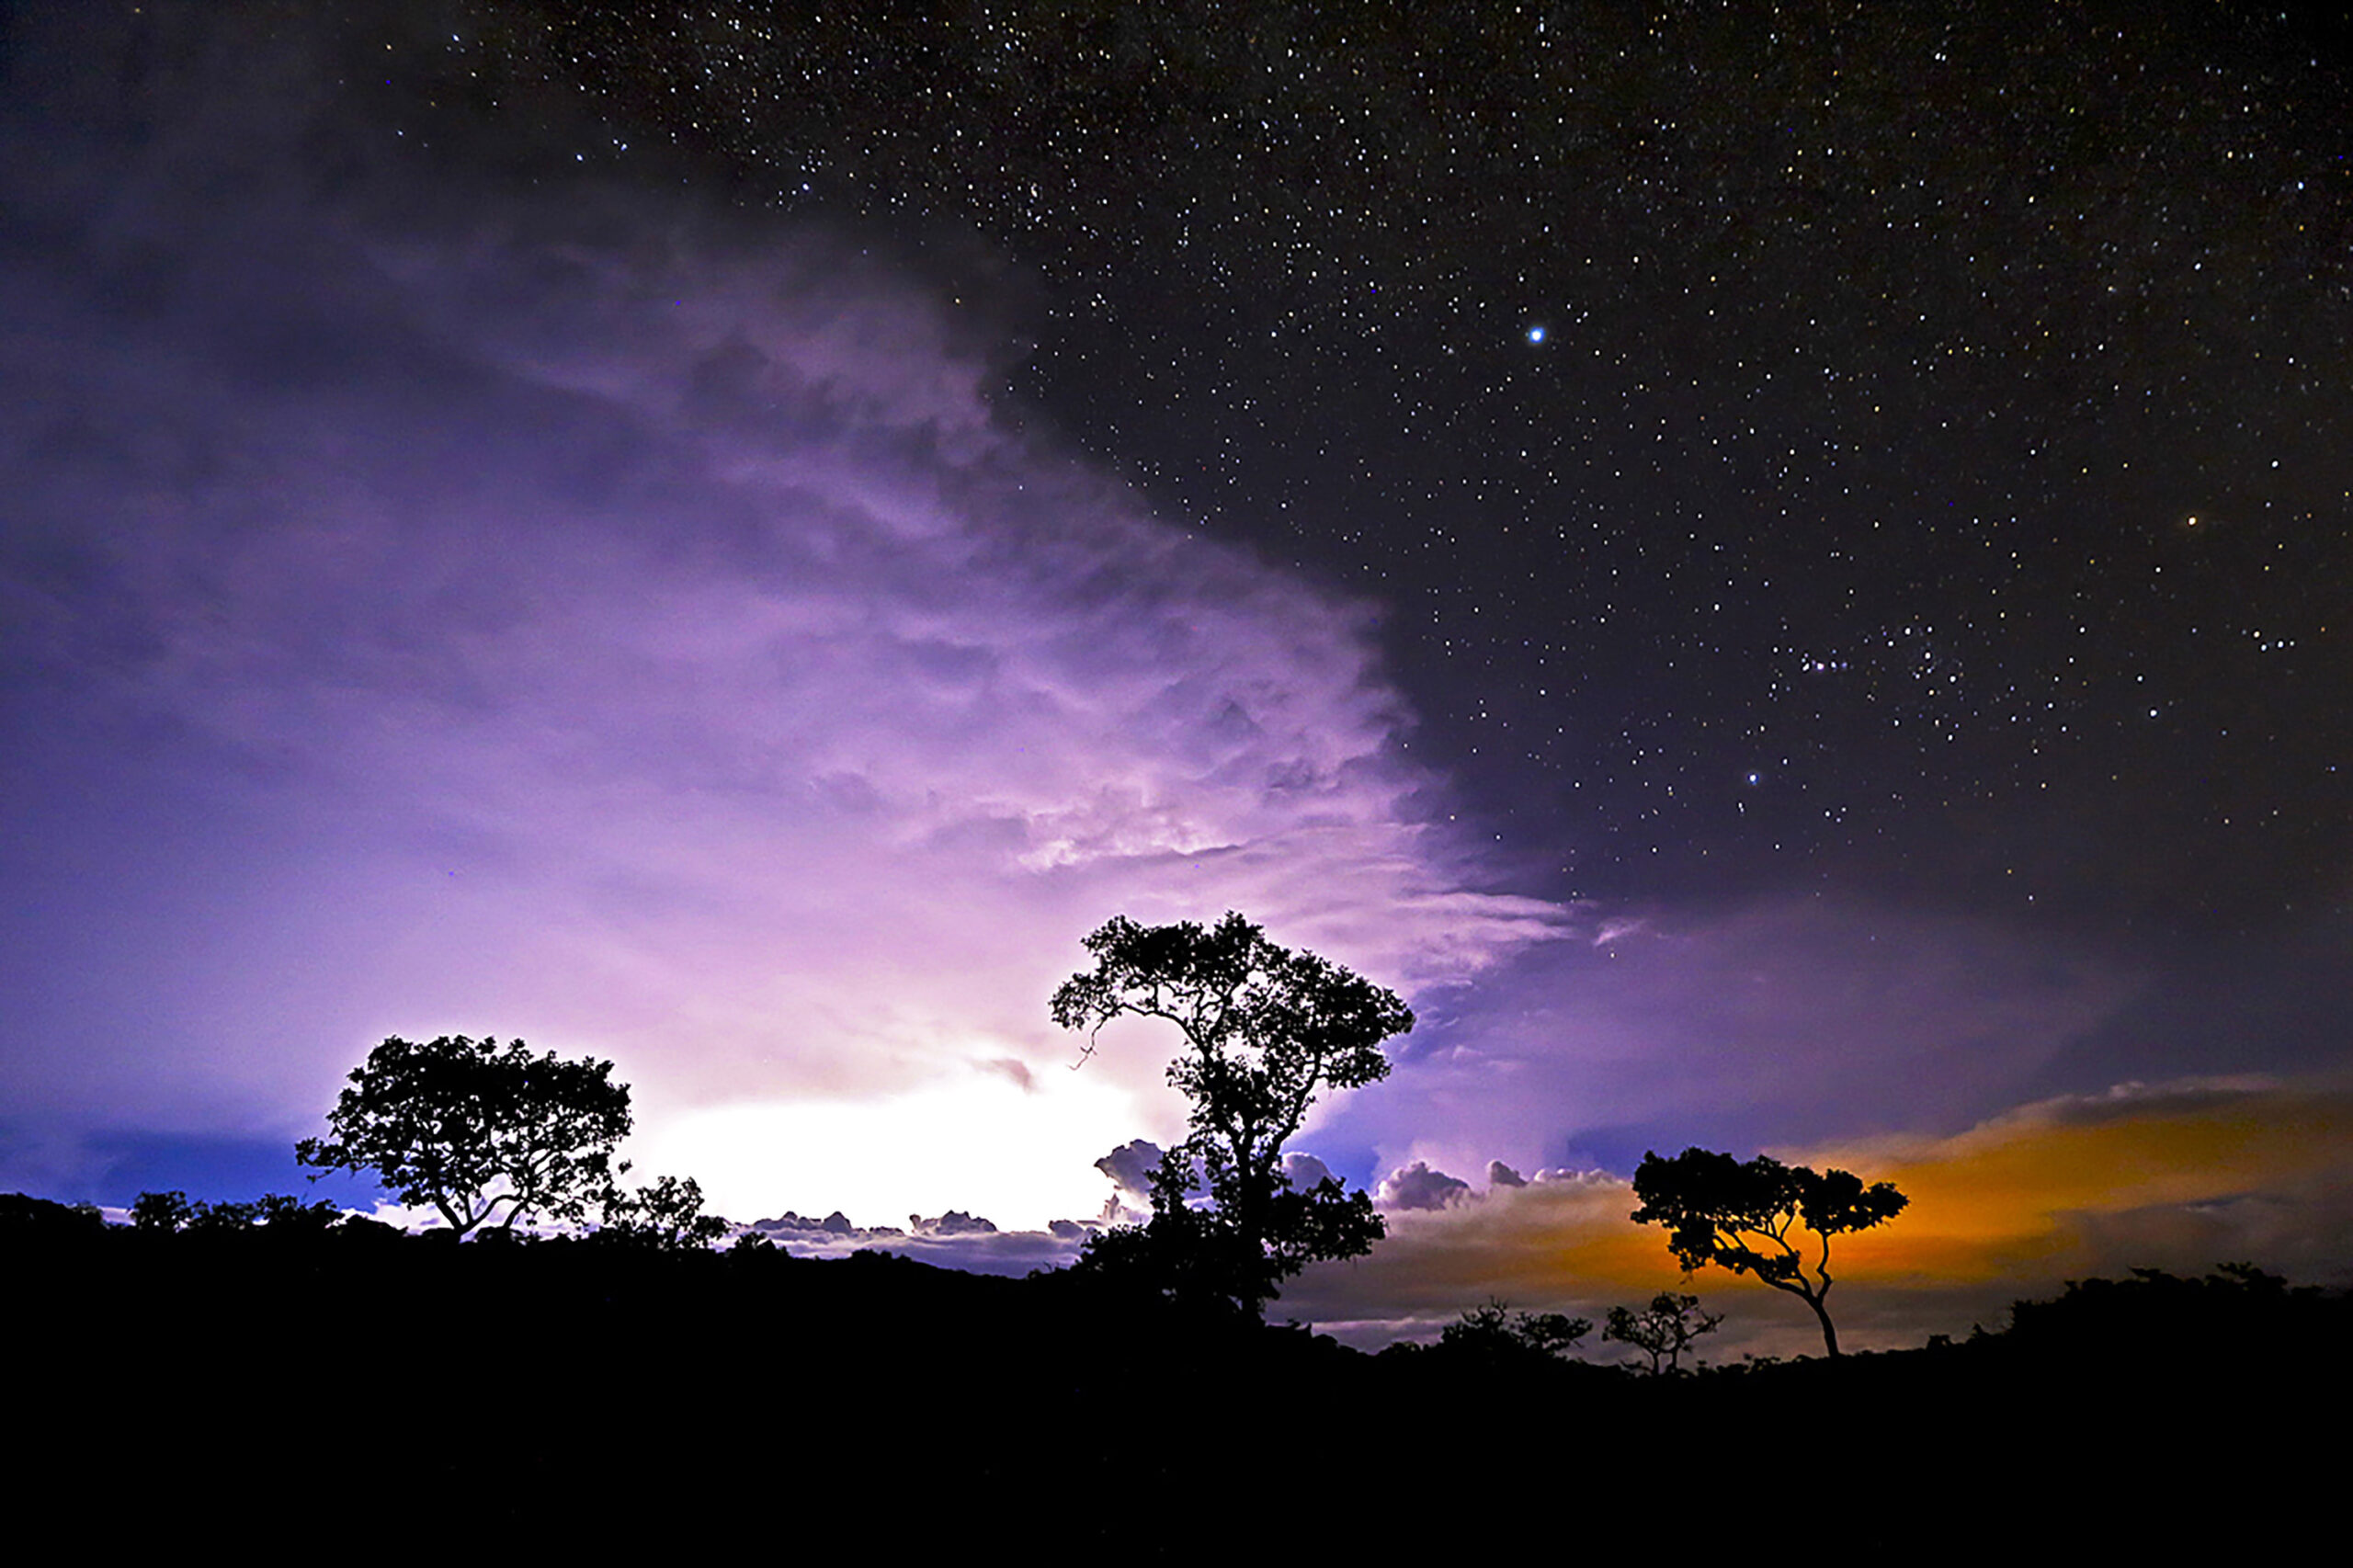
[511,0,2353,919]
[3,1,2347,1353]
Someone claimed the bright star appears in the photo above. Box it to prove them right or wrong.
[1526,325,1546,344]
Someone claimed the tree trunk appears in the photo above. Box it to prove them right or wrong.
[1808,1291,1842,1358]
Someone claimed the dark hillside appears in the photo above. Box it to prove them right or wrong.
[5,1196,2338,1554]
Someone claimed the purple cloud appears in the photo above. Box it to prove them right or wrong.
[0,64,1564,1221]
[1282,1152,1338,1190]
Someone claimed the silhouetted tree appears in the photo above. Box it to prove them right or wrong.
[1604,1290,1723,1374]
[131,1189,198,1233]
[597,1174,730,1252]
[1439,1298,1593,1363]
[183,1199,263,1233]
[1631,1147,1906,1357]
[2002,1262,2330,1361]
[135,1190,333,1235]
[0,1192,105,1236]
[253,1192,345,1234]
[295,1035,632,1239]
[1052,911,1411,1317]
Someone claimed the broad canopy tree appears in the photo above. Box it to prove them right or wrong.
[296,1035,633,1240]
[1631,1147,1907,1358]
[1052,912,1413,1317]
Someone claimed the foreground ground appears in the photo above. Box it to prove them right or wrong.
[6,1195,2336,1553]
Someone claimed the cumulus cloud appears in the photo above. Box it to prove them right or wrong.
[1376,1161,1473,1211]
[1282,1153,1337,1190]
[748,1207,1089,1276]
[911,1210,999,1237]
[753,1211,875,1241]
[0,12,1564,1218]
[1094,1141,1166,1205]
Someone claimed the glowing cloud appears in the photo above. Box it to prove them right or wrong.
[0,69,1563,1222]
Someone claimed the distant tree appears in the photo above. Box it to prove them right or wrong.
[1438,1298,1594,1364]
[253,1192,345,1235]
[0,1192,105,1236]
[131,1189,198,1233]
[295,1035,632,1240]
[1604,1290,1724,1374]
[182,1199,262,1234]
[1631,1147,1907,1358]
[597,1175,730,1253]
[2001,1262,2336,1362]
[131,1193,339,1236]
[1052,912,1412,1318]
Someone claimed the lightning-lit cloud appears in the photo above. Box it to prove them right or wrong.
[0,17,1563,1221]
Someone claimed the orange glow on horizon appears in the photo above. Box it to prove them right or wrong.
[1307,1076,2353,1339]
[1792,1081,2351,1285]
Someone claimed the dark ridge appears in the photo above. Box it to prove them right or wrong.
[6,1196,2338,1554]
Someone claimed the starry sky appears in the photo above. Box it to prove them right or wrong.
[2,1,2347,1353]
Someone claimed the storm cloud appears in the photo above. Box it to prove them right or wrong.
[0,15,1560,1221]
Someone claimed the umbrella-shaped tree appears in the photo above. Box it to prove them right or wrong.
[1631,1147,1906,1358]
[296,1035,632,1239]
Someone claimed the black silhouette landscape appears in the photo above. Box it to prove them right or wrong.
[6,1188,2337,1552]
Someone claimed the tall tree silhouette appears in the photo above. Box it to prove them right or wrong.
[1052,912,1411,1317]
[1631,1147,1905,1357]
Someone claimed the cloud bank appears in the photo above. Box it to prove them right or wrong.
[0,16,1562,1221]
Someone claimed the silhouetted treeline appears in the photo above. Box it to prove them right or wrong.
[4,1193,2339,1554]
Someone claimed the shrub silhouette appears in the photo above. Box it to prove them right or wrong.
[1438,1298,1593,1365]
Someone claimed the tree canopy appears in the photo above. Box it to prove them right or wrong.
[1052,911,1412,1316]
[296,1035,632,1239]
[1631,1147,1906,1358]
[596,1174,731,1253]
